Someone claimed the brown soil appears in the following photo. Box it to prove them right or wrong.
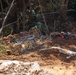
[0,37,76,75]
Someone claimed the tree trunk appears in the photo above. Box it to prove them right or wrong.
[22,0,26,31]
[60,0,69,21]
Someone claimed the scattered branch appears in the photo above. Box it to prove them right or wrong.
[3,16,21,28]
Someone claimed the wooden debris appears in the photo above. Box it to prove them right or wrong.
[51,46,76,59]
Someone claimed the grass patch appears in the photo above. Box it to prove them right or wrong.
[0,45,7,54]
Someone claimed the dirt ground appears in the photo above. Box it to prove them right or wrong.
[0,37,76,75]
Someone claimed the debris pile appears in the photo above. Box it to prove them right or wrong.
[0,29,76,57]
[0,60,52,75]
[0,27,41,45]
[50,32,76,39]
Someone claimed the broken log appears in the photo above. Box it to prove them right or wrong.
[51,46,76,59]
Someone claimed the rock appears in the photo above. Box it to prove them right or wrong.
[0,60,52,75]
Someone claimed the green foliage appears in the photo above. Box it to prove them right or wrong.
[0,45,7,54]
[3,25,13,36]
[35,22,49,35]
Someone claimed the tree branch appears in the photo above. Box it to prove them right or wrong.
[38,0,49,34]
[0,0,15,34]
